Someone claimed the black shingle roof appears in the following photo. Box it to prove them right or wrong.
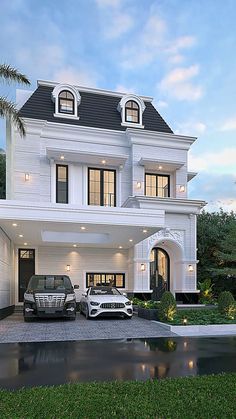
[19,85,173,133]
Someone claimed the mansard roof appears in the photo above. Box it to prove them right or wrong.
[19,82,173,134]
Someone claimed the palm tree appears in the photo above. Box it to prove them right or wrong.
[0,64,30,136]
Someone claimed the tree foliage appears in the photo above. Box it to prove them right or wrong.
[197,210,236,296]
[0,63,30,136]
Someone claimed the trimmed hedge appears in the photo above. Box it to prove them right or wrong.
[218,291,236,318]
[159,291,177,321]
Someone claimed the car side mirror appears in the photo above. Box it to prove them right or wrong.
[82,293,87,297]
[123,292,127,296]
[74,285,80,289]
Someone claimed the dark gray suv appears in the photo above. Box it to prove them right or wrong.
[24,275,77,321]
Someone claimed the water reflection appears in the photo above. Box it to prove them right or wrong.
[0,336,236,389]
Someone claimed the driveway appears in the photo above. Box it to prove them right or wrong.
[0,313,175,343]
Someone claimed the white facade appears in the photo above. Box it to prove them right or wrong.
[0,81,205,309]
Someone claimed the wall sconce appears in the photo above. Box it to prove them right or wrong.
[136,181,142,189]
[188,264,194,272]
[179,185,185,192]
[66,264,71,272]
[141,263,146,271]
[25,173,30,181]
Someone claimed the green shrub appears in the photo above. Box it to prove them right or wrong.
[136,300,160,309]
[198,278,215,304]
[159,291,177,321]
[218,291,236,319]
[131,297,143,306]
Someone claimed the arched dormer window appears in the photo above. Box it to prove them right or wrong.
[117,94,146,128]
[52,84,81,120]
[125,100,139,123]
[58,90,75,115]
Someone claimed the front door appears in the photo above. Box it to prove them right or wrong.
[18,249,35,302]
[150,247,170,300]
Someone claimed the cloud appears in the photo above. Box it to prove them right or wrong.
[188,147,236,173]
[159,65,203,101]
[156,100,168,108]
[104,12,134,39]
[114,84,137,94]
[220,116,236,131]
[53,66,98,87]
[175,121,206,136]
[120,13,197,69]
[189,173,236,212]
[96,0,134,39]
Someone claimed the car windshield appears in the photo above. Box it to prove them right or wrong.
[27,275,73,292]
[90,287,121,296]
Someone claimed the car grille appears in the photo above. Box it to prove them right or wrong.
[100,302,125,309]
[35,293,65,308]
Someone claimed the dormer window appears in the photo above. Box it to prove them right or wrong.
[125,101,139,123]
[58,90,75,115]
[117,94,145,128]
[52,84,81,120]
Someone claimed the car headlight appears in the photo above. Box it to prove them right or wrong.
[125,301,132,306]
[90,301,100,306]
[66,294,76,303]
[24,293,35,303]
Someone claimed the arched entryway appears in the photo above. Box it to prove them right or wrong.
[150,247,170,300]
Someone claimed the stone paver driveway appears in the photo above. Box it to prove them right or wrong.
[0,313,175,343]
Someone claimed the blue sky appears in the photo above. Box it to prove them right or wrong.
[0,0,236,211]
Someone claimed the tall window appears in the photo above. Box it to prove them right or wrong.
[56,165,68,204]
[125,100,139,123]
[145,174,170,198]
[86,273,125,288]
[88,168,116,207]
[58,90,75,114]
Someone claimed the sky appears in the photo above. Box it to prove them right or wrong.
[0,0,236,212]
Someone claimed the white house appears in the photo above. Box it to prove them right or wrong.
[0,80,205,316]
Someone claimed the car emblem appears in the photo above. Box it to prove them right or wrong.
[48,296,53,302]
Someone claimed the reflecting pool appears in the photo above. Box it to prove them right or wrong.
[0,336,236,389]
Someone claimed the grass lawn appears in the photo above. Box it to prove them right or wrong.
[165,308,236,325]
[0,373,236,418]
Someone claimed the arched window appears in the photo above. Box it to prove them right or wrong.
[58,90,75,115]
[125,100,140,123]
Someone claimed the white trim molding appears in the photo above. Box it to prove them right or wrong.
[51,84,81,119]
[117,94,146,128]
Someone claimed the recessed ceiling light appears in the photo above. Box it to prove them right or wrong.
[101,159,106,164]
[24,242,28,246]
[118,246,123,249]
[73,244,77,248]
[60,155,65,160]
[12,223,18,227]
[129,239,133,242]
[143,229,148,233]
[158,165,163,170]
[81,226,86,230]
[19,234,23,238]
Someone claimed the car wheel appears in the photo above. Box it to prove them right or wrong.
[124,315,132,320]
[85,305,90,320]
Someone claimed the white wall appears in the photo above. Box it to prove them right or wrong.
[0,228,14,309]
[37,246,129,299]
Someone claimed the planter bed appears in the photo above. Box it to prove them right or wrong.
[154,321,236,336]
[138,307,158,320]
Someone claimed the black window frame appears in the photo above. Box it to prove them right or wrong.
[88,167,116,207]
[125,100,140,124]
[56,164,69,204]
[86,273,125,288]
[145,173,170,198]
[58,90,75,115]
